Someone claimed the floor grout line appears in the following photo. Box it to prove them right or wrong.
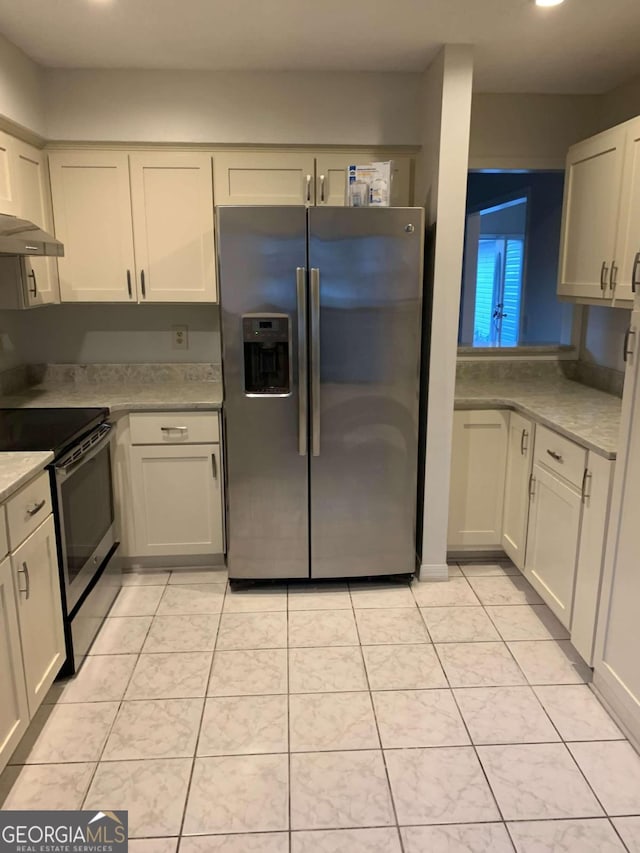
[4,565,640,842]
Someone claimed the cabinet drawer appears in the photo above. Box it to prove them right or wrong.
[534,425,587,489]
[6,470,52,551]
[129,412,219,445]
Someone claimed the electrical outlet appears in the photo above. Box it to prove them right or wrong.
[172,324,189,351]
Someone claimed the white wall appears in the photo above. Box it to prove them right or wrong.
[581,306,631,373]
[0,33,44,136]
[43,69,421,146]
[420,44,474,580]
[469,93,601,169]
[0,304,220,369]
[599,74,640,131]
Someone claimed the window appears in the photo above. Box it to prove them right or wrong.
[459,172,573,349]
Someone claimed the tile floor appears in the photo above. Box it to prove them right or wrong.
[2,561,640,852]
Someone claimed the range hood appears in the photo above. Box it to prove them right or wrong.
[0,214,64,257]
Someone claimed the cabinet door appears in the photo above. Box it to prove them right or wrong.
[12,515,65,717]
[595,308,640,723]
[613,117,640,304]
[130,152,217,303]
[448,410,508,549]
[130,444,223,557]
[213,152,315,205]
[525,462,581,628]
[501,412,534,570]
[558,127,625,301]
[0,130,17,215]
[49,151,136,302]
[315,154,413,207]
[0,554,29,774]
[13,141,59,306]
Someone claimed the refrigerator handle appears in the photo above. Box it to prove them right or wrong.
[311,267,321,456]
[296,267,308,456]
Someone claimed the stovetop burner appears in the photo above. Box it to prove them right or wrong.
[0,408,109,457]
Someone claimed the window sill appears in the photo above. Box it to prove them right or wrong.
[457,345,577,360]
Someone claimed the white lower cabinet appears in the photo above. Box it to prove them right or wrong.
[0,473,65,773]
[0,554,29,772]
[130,444,223,557]
[448,410,508,550]
[11,515,65,716]
[501,413,534,569]
[524,461,582,628]
[449,405,614,666]
[594,309,640,744]
[125,412,224,560]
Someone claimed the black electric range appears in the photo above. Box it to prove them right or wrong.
[0,406,119,675]
[0,407,109,456]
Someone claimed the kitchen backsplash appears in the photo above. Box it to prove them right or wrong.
[0,362,220,393]
[456,357,623,397]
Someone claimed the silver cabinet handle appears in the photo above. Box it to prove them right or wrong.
[319,174,326,204]
[27,269,37,297]
[211,453,217,478]
[600,260,609,292]
[27,498,46,517]
[581,468,592,503]
[529,474,536,498]
[140,269,146,298]
[161,426,188,432]
[305,174,312,204]
[296,267,308,456]
[546,449,563,462]
[623,327,636,362]
[127,269,132,298]
[520,429,529,456]
[18,561,30,600]
[610,260,618,292]
[632,251,640,293]
[310,267,321,457]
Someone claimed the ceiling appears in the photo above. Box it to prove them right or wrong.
[0,0,639,94]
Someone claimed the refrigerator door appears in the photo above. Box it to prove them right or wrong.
[308,207,425,578]
[218,206,309,579]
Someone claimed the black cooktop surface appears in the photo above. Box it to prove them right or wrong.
[0,408,109,456]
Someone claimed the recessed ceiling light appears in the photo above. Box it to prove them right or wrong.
[535,0,565,6]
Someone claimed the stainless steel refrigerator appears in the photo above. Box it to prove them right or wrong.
[217,206,425,580]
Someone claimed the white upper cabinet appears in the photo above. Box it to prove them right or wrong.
[0,131,17,216]
[49,150,136,303]
[13,141,59,307]
[130,152,216,302]
[558,126,626,302]
[214,152,316,205]
[315,154,412,207]
[613,117,640,303]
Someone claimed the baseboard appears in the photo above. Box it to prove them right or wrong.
[448,550,507,563]
[592,670,640,754]
[418,563,450,582]
[121,553,225,571]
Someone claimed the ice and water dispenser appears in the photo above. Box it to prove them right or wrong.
[242,315,291,395]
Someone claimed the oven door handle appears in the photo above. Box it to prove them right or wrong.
[55,424,113,482]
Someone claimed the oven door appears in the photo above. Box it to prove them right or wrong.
[54,423,115,613]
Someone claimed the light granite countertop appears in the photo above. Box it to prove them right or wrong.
[456,376,621,459]
[0,380,223,414]
[0,451,54,503]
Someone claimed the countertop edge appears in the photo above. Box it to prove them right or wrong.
[455,396,617,460]
[0,451,55,504]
